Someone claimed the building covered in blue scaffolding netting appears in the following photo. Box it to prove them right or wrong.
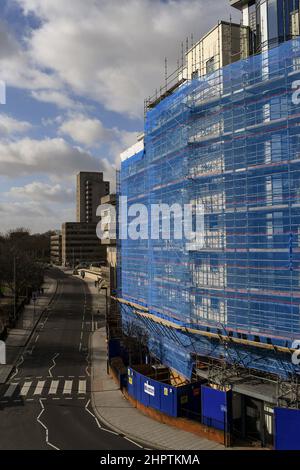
[118,39,300,380]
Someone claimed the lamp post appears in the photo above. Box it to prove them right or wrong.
[33,295,37,318]
[99,286,108,331]
[221,404,228,447]
[100,285,109,374]
[13,256,17,323]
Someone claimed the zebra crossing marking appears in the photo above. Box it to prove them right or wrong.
[63,380,73,394]
[1,378,87,402]
[20,382,32,397]
[78,380,86,394]
[34,381,45,395]
[4,383,18,398]
[48,380,59,395]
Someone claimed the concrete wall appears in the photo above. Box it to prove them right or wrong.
[76,172,110,224]
[185,22,241,80]
[62,222,106,266]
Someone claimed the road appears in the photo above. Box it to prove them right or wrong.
[0,268,139,450]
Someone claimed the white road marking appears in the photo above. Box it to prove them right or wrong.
[78,380,86,394]
[34,381,45,395]
[63,380,73,394]
[84,399,122,437]
[48,353,59,378]
[10,355,24,381]
[85,399,102,428]
[124,436,145,448]
[37,399,60,450]
[48,380,59,395]
[20,382,32,397]
[4,383,19,398]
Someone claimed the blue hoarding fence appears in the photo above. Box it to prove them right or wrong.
[127,367,203,419]
[275,407,300,450]
[201,385,231,437]
[108,339,121,359]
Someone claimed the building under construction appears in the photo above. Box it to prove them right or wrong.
[117,3,300,447]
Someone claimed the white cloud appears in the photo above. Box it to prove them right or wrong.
[0,201,74,233]
[0,0,240,232]
[0,114,32,136]
[0,200,54,218]
[8,182,74,203]
[15,0,239,117]
[59,113,138,153]
[31,90,81,110]
[0,137,109,179]
[59,114,114,146]
[41,115,64,127]
[0,19,59,91]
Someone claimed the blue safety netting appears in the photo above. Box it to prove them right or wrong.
[118,39,300,379]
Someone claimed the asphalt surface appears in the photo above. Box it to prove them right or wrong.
[0,268,139,450]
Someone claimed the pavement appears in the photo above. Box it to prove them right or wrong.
[0,274,58,384]
[0,268,140,450]
[90,328,224,450]
[0,268,227,450]
[82,276,224,450]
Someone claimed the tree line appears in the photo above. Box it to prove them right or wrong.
[0,228,51,332]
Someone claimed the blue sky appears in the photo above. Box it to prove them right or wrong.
[0,0,238,233]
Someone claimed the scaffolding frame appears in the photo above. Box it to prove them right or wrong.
[119,38,300,381]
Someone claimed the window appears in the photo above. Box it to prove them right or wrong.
[211,298,219,310]
[273,211,283,235]
[290,9,300,37]
[265,135,282,163]
[277,0,285,40]
[268,0,278,41]
[260,0,268,49]
[266,175,283,204]
[206,57,216,75]
[273,177,283,203]
[266,211,283,240]
[249,2,257,32]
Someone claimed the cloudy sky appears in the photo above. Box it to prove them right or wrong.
[0,0,239,233]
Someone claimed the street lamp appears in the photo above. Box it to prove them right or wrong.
[99,285,109,375]
[99,285,108,328]
[13,256,17,323]
[32,292,37,318]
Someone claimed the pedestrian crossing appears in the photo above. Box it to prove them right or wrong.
[0,377,88,402]
[48,380,59,395]
[4,383,18,398]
